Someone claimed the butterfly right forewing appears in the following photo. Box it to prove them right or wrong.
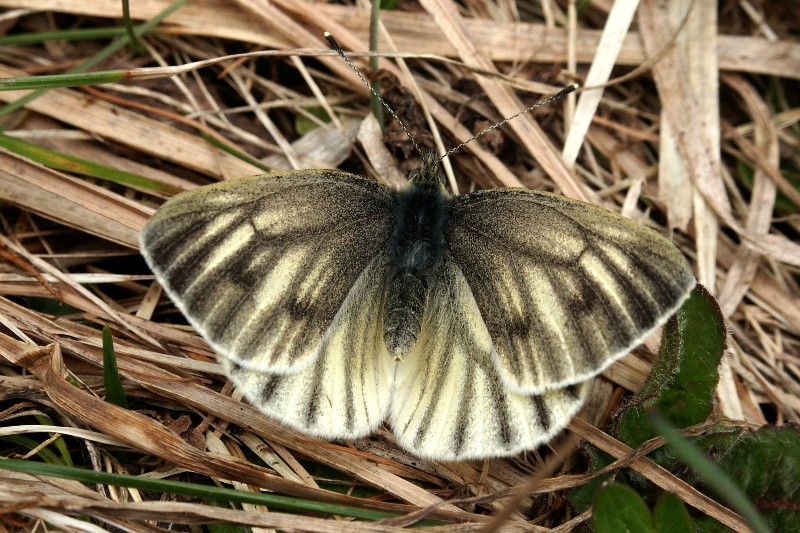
[140,170,395,374]
[446,188,695,395]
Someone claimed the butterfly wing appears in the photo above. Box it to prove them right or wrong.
[390,255,588,460]
[224,255,394,438]
[140,170,394,373]
[446,188,695,394]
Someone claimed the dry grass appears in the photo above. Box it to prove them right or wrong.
[0,0,797,531]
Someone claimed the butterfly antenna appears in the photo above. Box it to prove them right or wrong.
[435,83,579,165]
[324,32,424,159]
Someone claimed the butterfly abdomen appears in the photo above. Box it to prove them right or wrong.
[383,169,452,360]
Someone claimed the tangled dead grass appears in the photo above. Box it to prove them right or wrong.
[0,1,797,531]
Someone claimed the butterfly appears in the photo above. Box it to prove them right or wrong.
[140,146,695,461]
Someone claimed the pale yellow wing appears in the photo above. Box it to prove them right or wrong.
[446,188,695,394]
[140,170,394,373]
[223,255,394,438]
[389,256,588,461]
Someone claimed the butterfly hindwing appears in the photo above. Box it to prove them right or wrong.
[446,188,695,395]
[140,170,394,373]
[224,255,394,438]
[390,255,588,461]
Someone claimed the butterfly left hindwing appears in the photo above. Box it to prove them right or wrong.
[224,254,394,439]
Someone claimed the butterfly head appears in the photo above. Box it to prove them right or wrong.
[407,151,447,194]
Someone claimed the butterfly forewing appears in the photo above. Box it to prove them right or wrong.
[446,188,695,395]
[390,255,588,460]
[140,170,394,373]
[224,255,394,438]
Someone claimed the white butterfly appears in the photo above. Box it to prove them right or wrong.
[140,151,694,461]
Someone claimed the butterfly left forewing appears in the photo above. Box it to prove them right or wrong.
[446,188,695,395]
[390,255,588,461]
[224,254,394,439]
[140,170,394,373]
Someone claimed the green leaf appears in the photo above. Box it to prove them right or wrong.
[715,425,800,531]
[693,515,732,533]
[615,285,725,447]
[651,413,771,533]
[593,483,655,533]
[645,423,743,482]
[102,325,129,409]
[653,492,695,533]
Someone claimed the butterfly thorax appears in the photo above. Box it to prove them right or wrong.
[383,154,452,361]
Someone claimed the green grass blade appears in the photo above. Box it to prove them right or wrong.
[102,326,129,410]
[0,27,128,46]
[0,132,180,194]
[0,458,429,523]
[200,131,272,173]
[122,0,145,53]
[0,70,128,91]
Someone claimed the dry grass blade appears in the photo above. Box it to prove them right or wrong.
[420,0,589,202]
[0,148,149,248]
[0,1,796,531]
[562,0,639,165]
[717,75,779,317]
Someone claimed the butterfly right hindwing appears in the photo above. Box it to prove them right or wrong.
[140,170,394,374]
[390,254,588,461]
